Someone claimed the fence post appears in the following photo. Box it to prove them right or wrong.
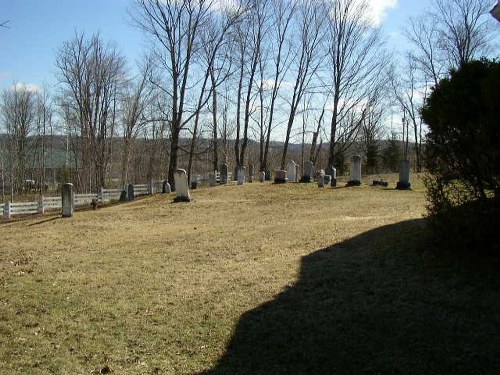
[38,195,45,215]
[149,180,154,195]
[99,187,104,204]
[3,202,10,219]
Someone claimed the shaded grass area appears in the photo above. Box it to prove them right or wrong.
[201,219,500,375]
[1,179,499,373]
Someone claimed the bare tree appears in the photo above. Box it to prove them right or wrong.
[56,32,126,191]
[389,56,426,172]
[280,0,327,170]
[326,0,389,168]
[258,0,296,172]
[1,84,36,196]
[233,0,268,173]
[121,58,155,186]
[132,0,244,189]
[187,8,242,182]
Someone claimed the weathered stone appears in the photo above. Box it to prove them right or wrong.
[220,164,229,184]
[287,160,297,183]
[396,159,411,190]
[61,183,74,218]
[274,170,288,184]
[300,161,314,183]
[372,180,389,187]
[248,164,254,183]
[265,169,272,181]
[209,173,217,187]
[162,180,171,193]
[127,184,135,201]
[259,171,266,182]
[173,169,191,202]
[237,166,246,185]
[347,155,362,186]
[318,176,325,188]
[324,175,332,186]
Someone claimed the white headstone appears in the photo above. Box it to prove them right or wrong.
[396,159,411,190]
[173,169,191,202]
[237,166,246,185]
[287,160,297,182]
[259,171,266,182]
[348,155,362,186]
[62,183,74,217]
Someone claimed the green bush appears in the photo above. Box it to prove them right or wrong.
[421,59,500,255]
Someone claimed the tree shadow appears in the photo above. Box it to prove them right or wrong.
[198,219,500,375]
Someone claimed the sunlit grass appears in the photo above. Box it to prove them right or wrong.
[3,176,496,374]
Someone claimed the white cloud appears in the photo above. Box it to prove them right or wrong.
[365,0,398,26]
[10,82,42,93]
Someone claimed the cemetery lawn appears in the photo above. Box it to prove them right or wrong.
[2,175,500,374]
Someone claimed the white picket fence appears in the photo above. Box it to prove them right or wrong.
[3,180,167,219]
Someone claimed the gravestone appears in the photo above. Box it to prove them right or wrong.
[347,155,362,186]
[61,183,74,218]
[324,175,332,186]
[318,176,325,188]
[220,164,229,185]
[274,170,288,184]
[259,171,266,182]
[162,180,171,193]
[265,169,272,181]
[173,169,191,202]
[287,160,297,183]
[248,164,254,183]
[300,161,314,183]
[237,166,246,185]
[190,174,198,189]
[326,165,337,187]
[209,173,217,187]
[396,159,411,190]
[127,184,135,201]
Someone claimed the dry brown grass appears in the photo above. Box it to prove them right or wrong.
[1,176,435,373]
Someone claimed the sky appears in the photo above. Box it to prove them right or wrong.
[0,0,437,93]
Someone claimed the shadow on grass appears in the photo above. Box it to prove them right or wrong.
[199,219,500,375]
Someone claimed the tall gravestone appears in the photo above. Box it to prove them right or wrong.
[347,155,362,186]
[237,166,246,185]
[326,165,337,187]
[248,164,254,183]
[396,159,411,190]
[265,169,272,181]
[173,169,191,202]
[300,161,314,183]
[127,184,135,201]
[61,183,74,218]
[318,176,325,188]
[274,170,288,184]
[287,160,297,183]
[259,171,266,182]
[209,173,217,187]
[162,180,171,193]
[220,164,229,185]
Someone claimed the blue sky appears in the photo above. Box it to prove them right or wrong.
[0,0,433,92]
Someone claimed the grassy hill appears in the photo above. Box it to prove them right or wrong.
[1,177,499,374]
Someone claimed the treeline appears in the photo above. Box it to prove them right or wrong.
[0,0,496,194]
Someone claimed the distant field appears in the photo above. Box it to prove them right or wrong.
[1,176,499,374]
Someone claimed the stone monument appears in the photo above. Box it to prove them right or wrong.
[347,155,361,186]
[62,183,74,218]
[396,159,411,190]
[173,169,191,202]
